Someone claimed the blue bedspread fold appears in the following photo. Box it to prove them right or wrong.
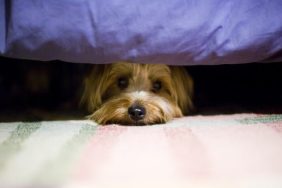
[1,0,282,65]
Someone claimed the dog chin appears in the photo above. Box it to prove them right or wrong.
[88,91,183,125]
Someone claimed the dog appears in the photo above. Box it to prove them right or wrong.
[81,61,193,125]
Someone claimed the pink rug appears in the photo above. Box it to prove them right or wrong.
[0,114,282,188]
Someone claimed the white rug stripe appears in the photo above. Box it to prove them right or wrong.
[0,121,84,185]
[0,122,19,144]
[33,121,97,184]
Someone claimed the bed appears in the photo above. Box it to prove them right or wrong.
[1,0,282,65]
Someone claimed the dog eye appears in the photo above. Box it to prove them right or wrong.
[152,80,162,92]
[117,77,129,89]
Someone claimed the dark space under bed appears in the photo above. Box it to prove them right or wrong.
[0,56,281,122]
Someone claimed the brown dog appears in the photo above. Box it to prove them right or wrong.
[81,61,193,125]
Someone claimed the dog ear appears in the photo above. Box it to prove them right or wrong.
[81,64,109,112]
[170,66,194,115]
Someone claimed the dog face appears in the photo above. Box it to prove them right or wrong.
[82,61,193,125]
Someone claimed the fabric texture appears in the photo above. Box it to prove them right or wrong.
[1,0,282,65]
[0,114,282,187]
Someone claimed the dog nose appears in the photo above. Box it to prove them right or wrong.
[128,105,146,121]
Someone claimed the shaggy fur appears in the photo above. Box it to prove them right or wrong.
[81,61,193,125]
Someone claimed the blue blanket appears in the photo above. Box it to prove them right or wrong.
[1,0,282,65]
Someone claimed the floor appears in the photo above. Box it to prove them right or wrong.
[0,114,282,188]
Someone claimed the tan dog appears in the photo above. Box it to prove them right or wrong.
[81,61,193,125]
